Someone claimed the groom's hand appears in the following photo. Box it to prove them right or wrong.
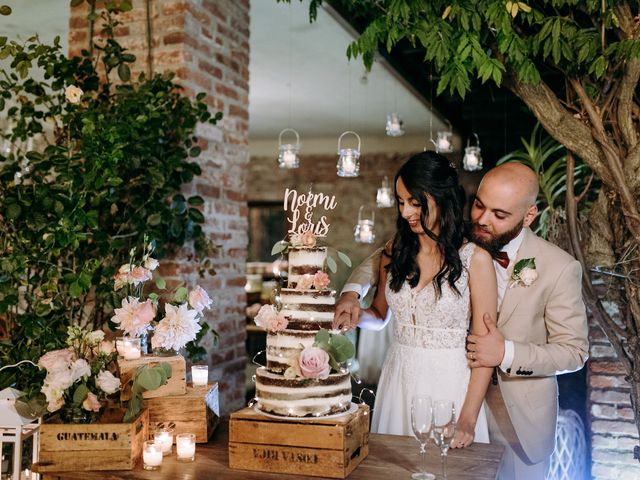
[332,292,360,330]
[466,313,505,368]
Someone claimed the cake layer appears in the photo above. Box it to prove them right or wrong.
[255,367,352,417]
[280,288,335,329]
[266,330,316,373]
[287,247,327,288]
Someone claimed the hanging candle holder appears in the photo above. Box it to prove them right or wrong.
[433,119,454,153]
[463,133,483,171]
[277,128,301,169]
[336,130,361,177]
[385,112,405,137]
[376,176,394,208]
[354,205,375,244]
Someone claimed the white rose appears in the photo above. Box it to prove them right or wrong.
[45,369,74,391]
[86,330,105,346]
[519,267,538,286]
[96,370,121,395]
[70,359,91,383]
[64,85,83,104]
[254,304,278,329]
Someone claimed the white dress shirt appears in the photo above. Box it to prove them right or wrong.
[495,228,526,372]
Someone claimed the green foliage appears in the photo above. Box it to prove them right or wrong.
[497,123,595,238]
[124,362,172,423]
[0,5,220,396]
[313,328,355,371]
[301,0,640,98]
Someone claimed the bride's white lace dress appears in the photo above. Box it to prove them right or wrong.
[371,242,490,441]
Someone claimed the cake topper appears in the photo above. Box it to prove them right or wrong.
[283,186,337,237]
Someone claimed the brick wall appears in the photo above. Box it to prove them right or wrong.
[589,316,640,479]
[69,0,250,414]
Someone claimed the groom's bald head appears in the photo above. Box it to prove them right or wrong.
[480,163,539,210]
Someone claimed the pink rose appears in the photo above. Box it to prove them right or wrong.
[298,347,330,379]
[296,274,314,290]
[38,349,75,373]
[188,285,213,312]
[266,313,288,332]
[130,266,152,285]
[301,232,317,247]
[82,392,102,412]
[313,271,330,290]
[98,340,115,355]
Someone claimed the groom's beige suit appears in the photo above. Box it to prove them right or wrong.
[345,228,589,478]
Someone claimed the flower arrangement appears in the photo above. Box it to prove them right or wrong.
[270,232,351,273]
[111,240,214,353]
[284,329,355,380]
[510,258,538,288]
[37,326,120,422]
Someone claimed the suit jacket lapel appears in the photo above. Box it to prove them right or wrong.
[497,229,540,327]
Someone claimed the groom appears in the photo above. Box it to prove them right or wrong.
[334,163,589,480]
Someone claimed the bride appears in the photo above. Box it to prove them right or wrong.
[336,152,496,447]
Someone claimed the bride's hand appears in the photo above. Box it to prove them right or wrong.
[450,418,475,448]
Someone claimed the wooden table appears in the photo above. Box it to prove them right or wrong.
[39,420,504,479]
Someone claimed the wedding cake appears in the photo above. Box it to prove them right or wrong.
[253,188,353,417]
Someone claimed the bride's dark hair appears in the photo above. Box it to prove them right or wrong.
[386,151,466,297]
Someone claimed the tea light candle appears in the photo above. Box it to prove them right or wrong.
[154,428,173,455]
[121,338,141,360]
[191,365,209,386]
[143,441,163,470]
[176,433,196,462]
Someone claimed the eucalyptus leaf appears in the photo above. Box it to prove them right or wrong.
[271,241,289,256]
[136,368,162,391]
[72,383,89,406]
[337,250,352,267]
[156,362,173,380]
[326,256,337,274]
[155,277,166,290]
[328,334,355,363]
[174,286,188,303]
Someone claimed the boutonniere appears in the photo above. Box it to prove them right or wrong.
[509,258,538,288]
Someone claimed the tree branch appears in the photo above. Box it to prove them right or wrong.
[505,72,612,185]
[566,151,632,375]
[617,58,640,153]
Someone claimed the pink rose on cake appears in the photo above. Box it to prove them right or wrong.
[254,304,288,332]
[296,274,314,290]
[313,272,330,289]
[298,346,331,379]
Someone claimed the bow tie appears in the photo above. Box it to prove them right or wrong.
[494,251,510,269]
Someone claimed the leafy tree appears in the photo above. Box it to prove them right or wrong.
[0,2,219,396]
[296,0,640,446]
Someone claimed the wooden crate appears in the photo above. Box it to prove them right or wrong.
[33,407,148,472]
[145,382,220,443]
[229,404,370,479]
[117,354,186,401]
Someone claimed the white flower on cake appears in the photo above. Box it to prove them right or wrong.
[151,303,202,352]
[254,304,288,332]
[510,258,538,288]
[111,297,156,337]
[64,84,83,104]
[96,370,121,395]
[313,271,330,289]
[188,285,214,312]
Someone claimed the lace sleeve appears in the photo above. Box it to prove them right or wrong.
[459,242,477,271]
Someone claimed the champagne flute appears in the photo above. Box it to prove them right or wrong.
[410,395,435,480]
[431,399,457,480]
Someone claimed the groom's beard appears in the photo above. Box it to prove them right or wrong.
[469,219,524,257]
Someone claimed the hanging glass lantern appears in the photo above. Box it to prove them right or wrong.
[434,119,454,153]
[463,133,483,171]
[376,176,394,208]
[277,128,301,169]
[354,205,375,244]
[336,131,361,177]
[385,112,405,137]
